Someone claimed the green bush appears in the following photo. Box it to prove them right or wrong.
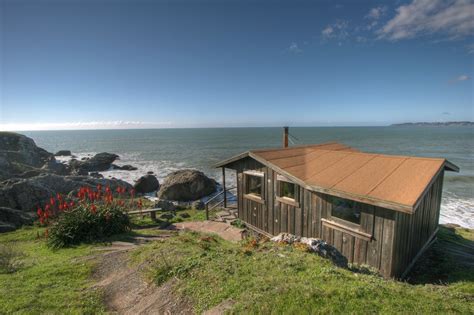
[47,203,131,248]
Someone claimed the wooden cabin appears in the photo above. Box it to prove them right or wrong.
[216,139,459,278]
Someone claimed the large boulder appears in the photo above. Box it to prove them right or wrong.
[69,152,119,173]
[54,150,72,156]
[157,170,217,201]
[0,207,35,232]
[134,175,159,193]
[0,174,132,212]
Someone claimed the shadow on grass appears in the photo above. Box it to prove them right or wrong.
[406,225,474,285]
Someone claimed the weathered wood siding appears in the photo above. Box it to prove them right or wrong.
[391,170,444,278]
[228,157,444,278]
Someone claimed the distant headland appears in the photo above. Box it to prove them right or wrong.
[391,121,473,127]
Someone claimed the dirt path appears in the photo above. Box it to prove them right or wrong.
[91,235,194,315]
[90,221,243,314]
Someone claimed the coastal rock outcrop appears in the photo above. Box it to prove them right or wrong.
[69,152,119,173]
[0,207,35,232]
[157,169,216,201]
[0,174,132,212]
[41,157,70,175]
[114,164,138,171]
[54,150,72,156]
[0,132,54,180]
[134,175,159,193]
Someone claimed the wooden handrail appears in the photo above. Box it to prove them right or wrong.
[205,186,237,220]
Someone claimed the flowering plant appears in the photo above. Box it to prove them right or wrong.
[36,184,141,248]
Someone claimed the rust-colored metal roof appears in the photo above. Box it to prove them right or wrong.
[216,142,459,213]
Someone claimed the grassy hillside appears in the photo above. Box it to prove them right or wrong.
[0,228,105,314]
[0,224,472,314]
[131,227,474,314]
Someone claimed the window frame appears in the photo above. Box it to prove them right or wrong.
[243,170,265,203]
[276,174,300,207]
[328,196,361,229]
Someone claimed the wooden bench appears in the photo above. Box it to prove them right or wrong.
[127,208,162,220]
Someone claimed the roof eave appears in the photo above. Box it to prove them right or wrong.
[214,151,250,168]
[444,160,460,172]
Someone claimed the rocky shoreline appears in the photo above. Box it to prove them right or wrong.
[0,132,217,232]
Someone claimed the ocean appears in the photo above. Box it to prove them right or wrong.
[23,127,474,228]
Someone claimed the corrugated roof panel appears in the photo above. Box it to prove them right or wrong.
[368,158,444,206]
[332,156,407,196]
[306,153,376,188]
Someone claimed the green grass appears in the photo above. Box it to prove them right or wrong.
[130,208,207,228]
[0,227,105,314]
[131,230,474,314]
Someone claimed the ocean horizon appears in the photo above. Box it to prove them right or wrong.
[22,126,474,228]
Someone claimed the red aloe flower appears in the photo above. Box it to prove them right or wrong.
[69,201,75,208]
[37,207,43,217]
[90,204,97,214]
[50,197,55,207]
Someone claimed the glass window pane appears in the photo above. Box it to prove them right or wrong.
[246,175,263,197]
[331,197,361,225]
[279,181,295,199]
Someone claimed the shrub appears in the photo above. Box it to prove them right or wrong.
[47,203,131,248]
[0,244,24,273]
[35,185,137,248]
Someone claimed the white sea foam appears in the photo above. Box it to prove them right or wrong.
[440,191,474,229]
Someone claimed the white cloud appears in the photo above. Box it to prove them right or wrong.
[455,74,471,81]
[321,20,349,40]
[0,120,173,131]
[287,42,302,54]
[366,6,387,20]
[378,0,474,41]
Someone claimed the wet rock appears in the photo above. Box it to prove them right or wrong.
[134,175,160,194]
[271,233,348,268]
[54,150,72,156]
[69,152,119,173]
[114,164,138,171]
[157,170,216,201]
[89,172,104,178]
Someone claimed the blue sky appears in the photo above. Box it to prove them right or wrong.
[1,0,473,130]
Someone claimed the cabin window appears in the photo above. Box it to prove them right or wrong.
[330,197,361,225]
[276,175,299,206]
[244,171,264,200]
[279,181,296,200]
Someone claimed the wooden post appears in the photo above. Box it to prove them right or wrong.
[283,126,289,148]
[222,167,227,208]
[205,203,209,220]
[150,211,156,221]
